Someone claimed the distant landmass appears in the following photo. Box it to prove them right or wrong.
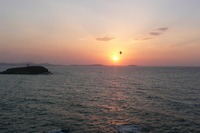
[127,65,137,66]
[69,64,105,66]
[0,62,105,66]
[0,62,61,66]
[0,62,138,67]
[70,64,138,67]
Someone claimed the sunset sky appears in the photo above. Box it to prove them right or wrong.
[1,0,200,66]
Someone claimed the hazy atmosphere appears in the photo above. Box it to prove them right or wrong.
[1,0,200,66]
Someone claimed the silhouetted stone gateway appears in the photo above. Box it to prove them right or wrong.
[0,66,52,75]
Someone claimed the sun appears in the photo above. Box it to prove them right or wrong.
[113,56,118,61]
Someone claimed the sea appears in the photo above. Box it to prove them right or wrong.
[0,65,200,133]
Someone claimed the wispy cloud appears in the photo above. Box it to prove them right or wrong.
[149,27,169,36]
[169,41,199,48]
[95,37,115,42]
[131,27,169,44]
[157,27,169,32]
[134,37,154,41]
[149,32,162,36]
[130,37,154,43]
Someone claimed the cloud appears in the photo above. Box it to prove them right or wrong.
[141,38,154,40]
[149,32,162,36]
[95,37,115,42]
[149,27,169,36]
[157,27,169,32]
[132,37,154,43]
[134,37,154,41]
[132,27,169,43]
[169,41,199,48]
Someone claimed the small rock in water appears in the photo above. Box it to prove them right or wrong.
[114,124,150,133]
[45,128,70,133]
[61,128,70,133]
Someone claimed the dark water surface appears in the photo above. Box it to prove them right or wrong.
[0,66,200,133]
